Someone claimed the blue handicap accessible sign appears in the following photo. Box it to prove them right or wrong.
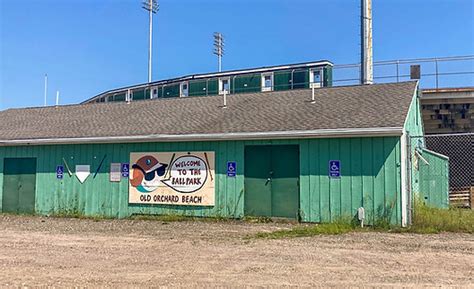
[329,160,341,178]
[121,163,130,178]
[56,165,64,180]
[227,161,236,177]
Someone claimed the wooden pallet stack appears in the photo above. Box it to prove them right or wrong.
[449,186,474,209]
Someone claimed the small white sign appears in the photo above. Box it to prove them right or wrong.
[76,165,90,184]
[110,163,121,182]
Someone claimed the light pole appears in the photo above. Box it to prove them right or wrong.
[142,0,159,83]
[213,32,224,72]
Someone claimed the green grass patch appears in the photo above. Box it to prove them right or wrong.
[253,220,356,239]
[252,202,474,239]
[407,201,474,234]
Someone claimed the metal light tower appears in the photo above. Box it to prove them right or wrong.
[142,0,159,83]
[213,32,225,72]
[360,0,373,84]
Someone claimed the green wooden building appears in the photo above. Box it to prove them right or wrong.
[0,81,446,226]
[83,60,333,104]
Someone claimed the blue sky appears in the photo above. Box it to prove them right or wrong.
[0,0,473,109]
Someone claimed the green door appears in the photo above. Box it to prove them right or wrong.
[2,158,37,214]
[244,146,272,216]
[244,145,299,218]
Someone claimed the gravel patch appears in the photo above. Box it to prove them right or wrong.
[0,214,472,287]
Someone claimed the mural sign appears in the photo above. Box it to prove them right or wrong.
[128,152,215,206]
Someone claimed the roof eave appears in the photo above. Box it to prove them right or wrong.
[0,127,403,146]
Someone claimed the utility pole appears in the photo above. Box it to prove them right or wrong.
[142,0,159,83]
[213,32,225,72]
[361,0,373,84]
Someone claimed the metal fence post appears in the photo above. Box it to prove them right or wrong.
[396,60,400,82]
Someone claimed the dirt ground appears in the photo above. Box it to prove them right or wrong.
[0,214,473,287]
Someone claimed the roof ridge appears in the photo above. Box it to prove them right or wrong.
[1,81,418,112]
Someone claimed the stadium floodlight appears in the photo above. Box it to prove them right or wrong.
[213,32,225,72]
[142,0,159,83]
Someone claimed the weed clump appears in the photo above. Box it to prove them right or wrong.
[409,201,474,234]
[253,219,355,239]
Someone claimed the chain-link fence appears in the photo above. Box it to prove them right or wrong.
[409,133,474,209]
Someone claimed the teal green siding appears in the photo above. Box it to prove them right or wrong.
[404,89,424,137]
[274,70,292,91]
[132,89,148,101]
[403,88,425,199]
[0,136,402,224]
[207,79,218,95]
[233,74,260,94]
[163,84,180,98]
[189,80,208,97]
[323,66,333,87]
[293,70,309,89]
[112,93,126,102]
[418,149,449,208]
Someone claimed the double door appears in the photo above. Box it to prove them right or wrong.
[244,145,299,219]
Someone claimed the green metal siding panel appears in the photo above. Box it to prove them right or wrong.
[323,66,333,87]
[418,149,449,209]
[292,69,309,89]
[318,139,331,222]
[133,90,146,101]
[0,136,402,224]
[233,74,260,94]
[328,138,341,221]
[339,138,352,218]
[350,138,363,217]
[301,137,401,225]
[113,93,126,102]
[299,139,310,221]
[163,84,180,98]
[274,70,292,91]
[207,79,218,95]
[404,89,424,203]
[189,80,208,97]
